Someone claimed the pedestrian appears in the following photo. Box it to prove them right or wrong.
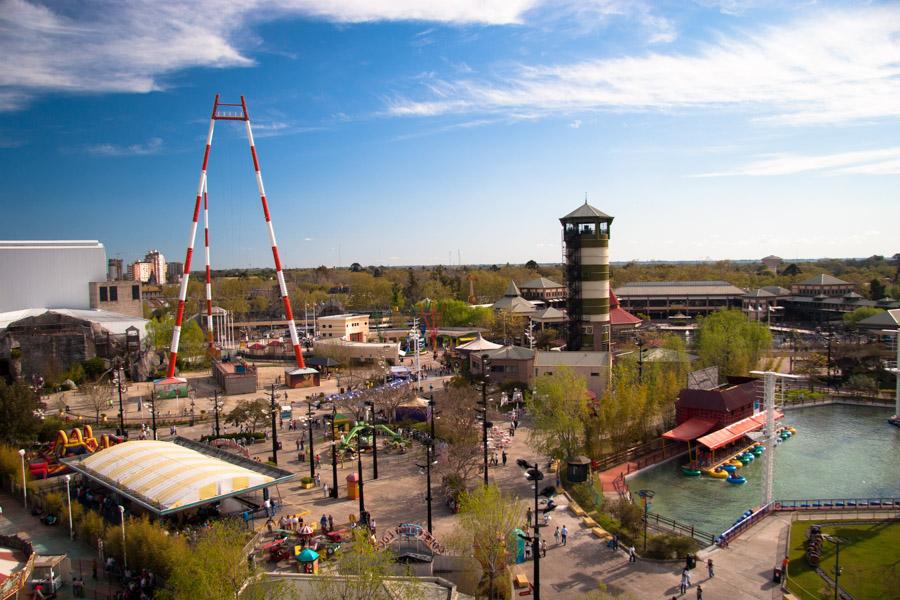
[680,572,687,596]
[781,555,790,575]
[561,525,568,546]
[501,450,507,466]
[295,438,300,451]
[540,539,547,557]
[320,514,327,532]
[370,518,377,535]
[315,453,321,468]
[323,484,329,498]
[263,498,272,517]
[526,507,533,527]
[628,545,636,563]
[707,558,714,578]
[554,526,560,545]
[300,438,305,451]
[612,532,619,551]
[328,514,334,532]
[696,584,703,600]
[315,473,321,487]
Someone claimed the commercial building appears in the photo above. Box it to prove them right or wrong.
[89,281,143,318]
[491,281,536,315]
[519,277,567,306]
[790,274,855,297]
[561,202,613,351]
[674,377,757,429]
[0,240,106,312]
[316,313,369,341]
[533,350,610,399]
[166,261,184,283]
[212,359,258,395]
[144,250,167,284]
[613,281,746,320]
[469,345,535,386]
[780,273,900,322]
[130,261,153,283]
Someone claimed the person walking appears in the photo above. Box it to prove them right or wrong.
[612,532,619,551]
[540,539,547,558]
[320,514,328,532]
[501,450,507,466]
[554,526,561,545]
[679,571,688,596]
[328,514,334,532]
[628,545,636,563]
[696,584,703,600]
[561,525,568,546]
[707,558,714,578]
[526,507,533,528]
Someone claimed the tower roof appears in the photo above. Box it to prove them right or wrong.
[561,201,612,221]
[504,280,521,297]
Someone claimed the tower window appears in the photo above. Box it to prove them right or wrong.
[99,287,108,302]
[109,286,118,301]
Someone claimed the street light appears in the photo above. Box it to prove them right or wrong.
[415,390,438,533]
[822,534,847,600]
[64,474,73,540]
[116,358,125,436]
[356,422,366,518]
[18,449,26,508]
[478,353,492,486]
[118,505,127,570]
[328,403,339,498]
[517,459,544,600]
[306,398,316,478]
[365,400,378,480]
[212,390,222,438]
[638,489,655,552]
[268,385,279,465]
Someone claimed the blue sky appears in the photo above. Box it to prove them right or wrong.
[0,0,898,268]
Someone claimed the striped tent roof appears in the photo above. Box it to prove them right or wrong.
[65,440,285,514]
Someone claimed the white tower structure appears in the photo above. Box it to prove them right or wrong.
[883,329,900,424]
[752,370,803,508]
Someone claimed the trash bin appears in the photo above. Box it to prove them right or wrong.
[772,567,782,583]
[686,554,697,569]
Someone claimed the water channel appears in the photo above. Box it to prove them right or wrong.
[627,404,900,535]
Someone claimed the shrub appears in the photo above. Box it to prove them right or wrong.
[78,508,106,544]
[0,444,24,484]
[300,476,314,485]
[644,533,699,559]
[43,491,65,516]
[82,357,107,380]
[607,499,644,539]
[199,432,264,443]
[37,417,69,443]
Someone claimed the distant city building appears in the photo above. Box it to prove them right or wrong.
[614,281,745,320]
[0,240,106,312]
[107,258,124,281]
[130,261,153,282]
[761,255,782,274]
[144,249,167,284]
[560,201,613,351]
[166,261,184,283]
[89,281,143,318]
[519,277,567,306]
[316,313,369,341]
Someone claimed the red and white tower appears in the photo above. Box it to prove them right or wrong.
[166,95,306,377]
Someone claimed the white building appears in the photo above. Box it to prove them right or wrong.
[145,249,167,284]
[130,261,152,283]
[316,313,369,341]
[0,240,106,312]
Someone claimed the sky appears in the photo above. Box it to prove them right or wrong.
[0,0,898,268]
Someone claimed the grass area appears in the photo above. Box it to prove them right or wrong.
[786,520,900,600]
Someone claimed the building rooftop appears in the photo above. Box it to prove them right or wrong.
[534,350,609,367]
[744,288,775,298]
[857,308,900,328]
[456,333,503,352]
[614,281,746,297]
[0,308,146,335]
[0,240,104,250]
[677,380,756,412]
[520,277,564,289]
[797,273,850,286]
[560,201,612,221]
[760,285,792,296]
[483,345,535,361]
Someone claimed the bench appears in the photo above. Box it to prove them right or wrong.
[582,517,598,528]
[591,527,612,540]
[570,505,586,517]
[514,572,530,588]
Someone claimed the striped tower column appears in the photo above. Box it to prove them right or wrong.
[241,97,306,369]
[579,234,610,351]
[203,184,214,352]
[166,117,216,378]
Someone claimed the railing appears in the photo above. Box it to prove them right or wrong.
[592,438,680,473]
[719,503,773,545]
[772,497,899,511]
[645,511,716,546]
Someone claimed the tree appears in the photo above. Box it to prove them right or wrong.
[528,367,590,460]
[163,520,258,600]
[525,260,539,270]
[225,399,270,433]
[843,306,884,325]
[81,382,109,424]
[869,278,886,300]
[350,262,363,273]
[455,484,521,600]
[318,528,417,600]
[695,310,772,377]
[435,386,483,485]
[794,352,827,389]
[0,380,40,445]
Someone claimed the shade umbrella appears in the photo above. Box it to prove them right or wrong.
[299,525,314,536]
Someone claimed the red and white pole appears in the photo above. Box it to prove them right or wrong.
[166,99,217,378]
[203,182,214,352]
[241,96,306,369]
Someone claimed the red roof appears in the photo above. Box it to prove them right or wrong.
[662,417,718,442]
[697,410,784,450]
[608,289,642,325]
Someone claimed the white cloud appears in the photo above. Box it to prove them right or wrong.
[0,0,541,110]
[692,147,900,177]
[569,119,582,128]
[389,8,900,126]
[84,137,163,156]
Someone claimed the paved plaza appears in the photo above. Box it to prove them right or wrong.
[28,361,800,599]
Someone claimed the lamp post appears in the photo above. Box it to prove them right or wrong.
[269,385,279,465]
[116,358,125,436]
[149,390,158,440]
[823,534,846,600]
[365,401,378,480]
[329,403,339,498]
[638,489,655,552]
[18,449,27,508]
[118,505,127,570]
[306,399,315,478]
[64,474,74,540]
[356,424,365,517]
[213,390,221,438]
[517,459,544,600]
[413,390,438,533]
[189,397,195,427]
[478,353,492,486]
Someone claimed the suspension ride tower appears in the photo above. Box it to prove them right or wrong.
[165,95,306,377]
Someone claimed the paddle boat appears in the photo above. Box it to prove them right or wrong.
[726,473,747,485]
[721,463,737,473]
[704,467,729,479]
[681,465,702,477]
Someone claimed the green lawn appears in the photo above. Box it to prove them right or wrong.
[786,520,900,600]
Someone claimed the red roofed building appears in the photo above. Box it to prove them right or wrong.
[675,377,757,429]
[609,289,642,341]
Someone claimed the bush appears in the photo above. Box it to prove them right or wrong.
[64,363,86,385]
[104,514,187,580]
[78,508,106,544]
[644,533,699,560]
[0,444,24,484]
[37,417,69,443]
[82,357,107,380]
[43,491,65,516]
[300,476,314,485]
[199,432,264,443]
[607,499,644,539]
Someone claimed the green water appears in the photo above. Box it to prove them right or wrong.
[627,405,900,535]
